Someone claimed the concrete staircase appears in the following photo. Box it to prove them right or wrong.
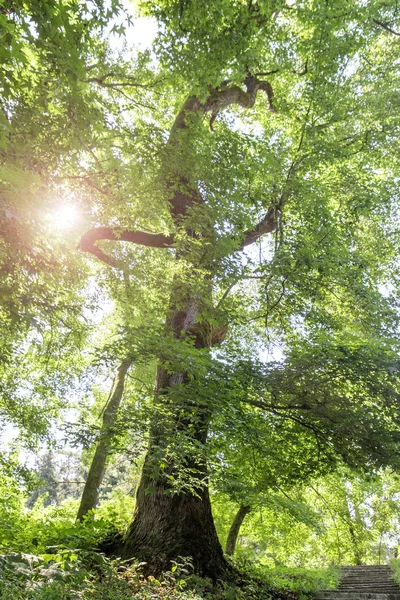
[318,566,400,600]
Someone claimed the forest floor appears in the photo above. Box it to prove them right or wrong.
[0,552,340,600]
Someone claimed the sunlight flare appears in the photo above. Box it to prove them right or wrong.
[51,204,79,229]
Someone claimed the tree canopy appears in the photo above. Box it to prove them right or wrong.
[2,0,400,585]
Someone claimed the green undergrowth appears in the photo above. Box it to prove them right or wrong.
[242,563,340,597]
[389,559,400,585]
[0,489,135,556]
[0,487,338,600]
[0,551,339,600]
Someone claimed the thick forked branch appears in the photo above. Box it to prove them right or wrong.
[170,75,276,137]
[240,207,277,249]
[205,74,277,131]
[205,75,276,115]
[167,74,278,221]
[79,227,173,266]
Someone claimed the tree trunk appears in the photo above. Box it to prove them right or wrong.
[119,91,232,578]
[80,80,275,578]
[77,358,132,521]
[122,448,227,577]
[121,317,229,578]
[225,505,252,556]
[345,502,363,565]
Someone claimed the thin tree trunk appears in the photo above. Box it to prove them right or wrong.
[77,358,132,521]
[225,505,252,556]
[345,501,363,565]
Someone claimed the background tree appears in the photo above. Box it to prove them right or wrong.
[77,358,132,521]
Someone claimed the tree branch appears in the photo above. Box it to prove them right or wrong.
[170,74,277,140]
[242,398,313,411]
[239,207,278,249]
[81,74,278,266]
[373,18,400,36]
[204,74,277,120]
[254,69,280,77]
[86,73,162,89]
[79,227,174,267]
[204,76,279,250]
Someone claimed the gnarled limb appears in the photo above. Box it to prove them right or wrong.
[205,74,276,115]
[79,226,174,267]
[203,74,277,135]
[167,74,277,217]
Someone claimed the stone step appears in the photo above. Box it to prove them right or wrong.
[317,597,400,600]
[340,578,396,586]
[341,571,392,575]
[341,580,396,584]
[340,581,396,584]
[339,589,400,593]
[342,569,392,573]
[341,572,393,576]
[340,577,396,585]
[316,565,400,600]
[342,571,392,579]
[340,584,399,588]
[342,577,394,579]
[340,581,397,584]
[340,584,399,587]
[342,568,390,575]
[340,580,397,584]
[317,594,400,600]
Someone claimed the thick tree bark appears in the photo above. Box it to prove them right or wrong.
[121,302,230,577]
[120,148,229,577]
[77,359,132,521]
[225,505,252,556]
[122,440,227,576]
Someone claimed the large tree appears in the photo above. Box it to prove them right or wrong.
[4,0,400,581]
[77,0,400,578]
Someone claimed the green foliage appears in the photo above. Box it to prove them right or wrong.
[0,552,334,600]
[390,559,400,586]
[212,467,400,569]
[0,473,134,556]
[3,0,400,585]
[236,563,340,598]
